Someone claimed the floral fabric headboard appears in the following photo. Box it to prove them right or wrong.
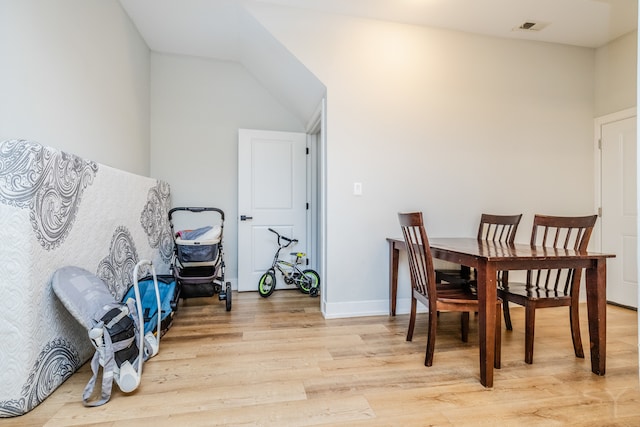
[0,140,173,417]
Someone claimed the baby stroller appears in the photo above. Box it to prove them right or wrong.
[169,207,231,311]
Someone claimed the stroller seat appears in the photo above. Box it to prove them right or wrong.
[174,225,222,268]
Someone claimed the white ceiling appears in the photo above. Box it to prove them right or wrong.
[252,0,637,48]
[118,0,637,124]
[121,0,637,61]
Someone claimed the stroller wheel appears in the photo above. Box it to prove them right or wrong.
[225,282,232,311]
[258,271,276,297]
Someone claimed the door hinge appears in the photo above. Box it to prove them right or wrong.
[306,202,309,210]
[598,139,602,149]
[306,147,309,155]
[598,207,602,217]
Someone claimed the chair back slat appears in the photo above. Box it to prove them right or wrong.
[532,268,574,293]
[528,214,597,291]
[398,212,437,310]
[477,214,522,243]
[476,214,522,283]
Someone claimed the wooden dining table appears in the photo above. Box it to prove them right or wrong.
[386,237,615,388]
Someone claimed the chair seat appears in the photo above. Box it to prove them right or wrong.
[498,282,570,300]
[436,287,480,304]
[427,287,500,313]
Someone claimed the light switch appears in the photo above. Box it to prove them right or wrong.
[353,182,362,196]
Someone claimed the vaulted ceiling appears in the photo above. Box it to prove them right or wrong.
[119,0,638,124]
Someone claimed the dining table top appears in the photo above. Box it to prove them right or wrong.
[431,237,614,258]
[388,237,615,263]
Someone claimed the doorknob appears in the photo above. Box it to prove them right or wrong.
[240,215,253,221]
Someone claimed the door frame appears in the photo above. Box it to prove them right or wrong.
[306,98,327,315]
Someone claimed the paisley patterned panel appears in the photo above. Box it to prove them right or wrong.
[96,226,146,301]
[0,339,81,417]
[0,139,98,250]
[140,181,173,263]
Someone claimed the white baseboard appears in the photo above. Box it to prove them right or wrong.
[323,297,427,319]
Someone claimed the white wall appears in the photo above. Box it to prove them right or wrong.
[595,30,638,117]
[248,6,598,317]
[149,53,305,284]
[0,0,150,175]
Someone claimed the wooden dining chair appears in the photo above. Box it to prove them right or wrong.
[398,212,501,368]
[497,214,598,364]
[436,213,522,289]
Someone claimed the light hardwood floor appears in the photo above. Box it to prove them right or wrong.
[6,291,640,426]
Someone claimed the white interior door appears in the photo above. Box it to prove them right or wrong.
[237,129,308,292]
[601,115,637,308]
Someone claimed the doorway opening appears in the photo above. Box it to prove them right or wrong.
[237,98,326,314]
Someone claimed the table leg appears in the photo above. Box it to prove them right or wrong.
[476,260,496,388]
[585,259,607,375]
[389,241,399,316]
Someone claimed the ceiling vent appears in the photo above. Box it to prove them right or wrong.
[513,21,548,32]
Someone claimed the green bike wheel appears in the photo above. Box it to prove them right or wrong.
[298,269,320,294]
[258,270,276,297]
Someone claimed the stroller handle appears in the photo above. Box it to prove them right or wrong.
[168,207,225,222]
